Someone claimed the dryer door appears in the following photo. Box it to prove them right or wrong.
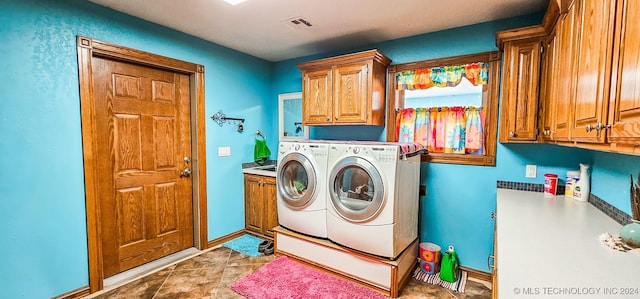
[328,156,384,222]
[277,152,316,210]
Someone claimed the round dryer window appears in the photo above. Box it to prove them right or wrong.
[277,153,316,210]
[329,156,384,222]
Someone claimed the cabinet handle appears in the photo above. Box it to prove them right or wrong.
[488,254,495,270]
[594,122,610,132]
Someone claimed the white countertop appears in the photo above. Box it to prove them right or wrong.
[497,189,640,299]
[242,166,276,177]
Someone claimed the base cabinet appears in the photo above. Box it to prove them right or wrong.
[244,174,278,238]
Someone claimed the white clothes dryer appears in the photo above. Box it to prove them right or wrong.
[276,140,329,238]
[326,142,421,259]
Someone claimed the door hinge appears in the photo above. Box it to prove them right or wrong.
[535,128,539,136]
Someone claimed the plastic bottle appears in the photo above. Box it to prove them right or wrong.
[573,164,590,202]
[439,245,459,282]
[564,170,580,197]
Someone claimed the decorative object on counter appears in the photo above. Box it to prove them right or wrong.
[254,130,271,165]
[599,233,633,252]
[630,174,640,220]
[439,245,459,283]
[619,221,640,248]
[573,163,590,202]
[564,170,580,197]
[544,173,558,196]
[619,174,640,248]
[210,109,245,132]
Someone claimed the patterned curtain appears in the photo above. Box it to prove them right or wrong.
[396,62,489,90]
[398,106,485,155]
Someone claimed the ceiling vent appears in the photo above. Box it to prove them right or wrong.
[285,17,313,29]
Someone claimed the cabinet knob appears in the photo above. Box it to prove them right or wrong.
[335,116,338,121]
[326,117,330,121]
[509,131,516,137]
[585,124,593,133]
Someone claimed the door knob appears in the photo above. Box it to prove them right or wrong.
[180,168,192,178]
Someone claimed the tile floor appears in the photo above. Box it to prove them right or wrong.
[88,246,491,299]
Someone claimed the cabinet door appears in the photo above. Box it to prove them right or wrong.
[262,177,278,238]
[553,4,579,140]
[608,0,640,143]
[501,38,542,142]
[244,175,263,233]
[571,0,615,142]
[540,29,559,141]
[333,62,369,124]
[302,69,333,125]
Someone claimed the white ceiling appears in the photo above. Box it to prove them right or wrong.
[89,0,548,62]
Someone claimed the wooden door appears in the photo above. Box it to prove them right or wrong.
[608,0,640,143]
[571,0,615,142]
[501,38,542,142]
[302,69,333,125]
[262,176,278,237]
[244,174,263,233]
[334,63,369,124]
[553,4,578,140]
[93,57,194,277]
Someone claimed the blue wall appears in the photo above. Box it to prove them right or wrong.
[0,0,274,297]
[3,0,640,297]
[272,14,640,272]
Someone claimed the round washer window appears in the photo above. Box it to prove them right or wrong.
[277,153,316,209]
[328,156,384,222]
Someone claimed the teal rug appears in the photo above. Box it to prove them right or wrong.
[223,234,265,257]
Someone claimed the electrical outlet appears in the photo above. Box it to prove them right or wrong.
[525,164,537,178]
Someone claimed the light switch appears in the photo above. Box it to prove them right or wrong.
[218,146,231,157]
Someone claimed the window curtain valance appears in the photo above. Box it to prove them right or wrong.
[396,62,490,90]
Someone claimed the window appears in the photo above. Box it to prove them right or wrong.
[386,51,501,166]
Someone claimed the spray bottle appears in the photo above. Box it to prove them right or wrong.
[573,164,590,202]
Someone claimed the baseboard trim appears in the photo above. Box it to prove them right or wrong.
[52,286,90,299]
[206,229,246,248]
[460,266,492,283]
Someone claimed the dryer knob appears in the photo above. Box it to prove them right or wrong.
[353,147,360,154]
[294,144,300,150]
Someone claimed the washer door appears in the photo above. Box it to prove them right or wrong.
[277,152,316,210]
[328,156,384,222]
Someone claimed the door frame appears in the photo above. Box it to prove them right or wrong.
[76,36,208,293]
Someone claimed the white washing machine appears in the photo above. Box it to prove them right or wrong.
[326,142,421,259]
[276,140,329,238]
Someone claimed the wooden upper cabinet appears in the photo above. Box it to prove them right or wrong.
[302,68,333,124]
[608,0,640,144]
[552,3,578,141]
[298,50,391,126]
[499,36,543,142]
[539,28,559,141]
[570,0,616,143]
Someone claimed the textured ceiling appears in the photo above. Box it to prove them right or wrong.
[90,0,548,62]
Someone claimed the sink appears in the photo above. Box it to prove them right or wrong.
[253,165,276,171]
